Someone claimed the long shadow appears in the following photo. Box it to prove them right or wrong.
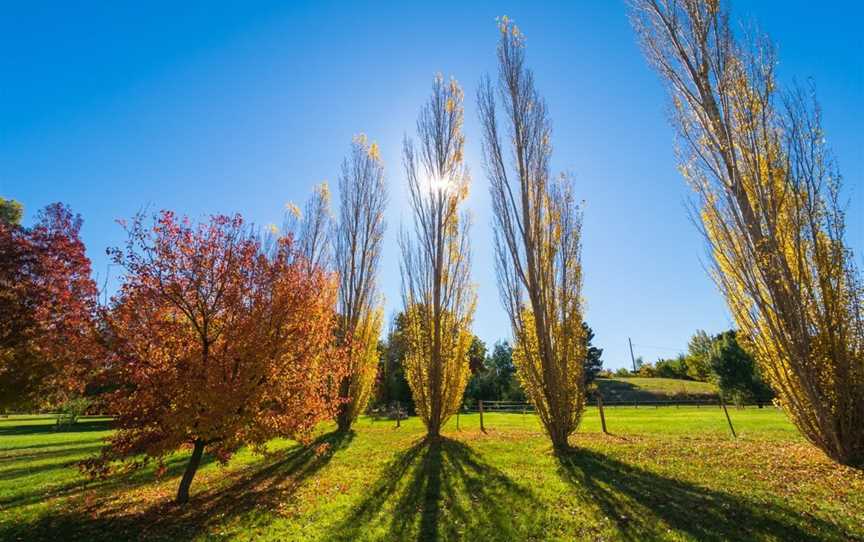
[0,441,219,509]
[0,419,113,436]
[594,378,639,401]
[556,447,858,542]
[0,444,105,479]
[0,438,102,453]
[0,443,105,464]
[332,436,540,541]
[0,430,354,542]
[170,429,356,527]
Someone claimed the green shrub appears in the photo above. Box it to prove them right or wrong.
[55,397,91,429]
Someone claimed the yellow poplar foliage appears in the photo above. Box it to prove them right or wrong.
[512,306,586,447]
[335,134,388,429]
[698,126,864,465]
[401,74,476,437]
[402,303,473,428]
[479,16,588,449]
[633,0,864,466]
[340,306,383,424]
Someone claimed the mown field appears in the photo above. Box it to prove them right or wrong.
[1,408,862,541]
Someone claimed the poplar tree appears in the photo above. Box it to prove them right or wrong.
[632,0,864,466]
[478,17,587,450]
[400,74,476,438]
[334,134,388,430]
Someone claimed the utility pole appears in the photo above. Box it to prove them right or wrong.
[628,337,637,372]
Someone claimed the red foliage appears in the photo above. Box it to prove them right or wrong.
[92,211,346,496]
[0,203,99,409]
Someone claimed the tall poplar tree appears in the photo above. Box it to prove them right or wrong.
[400,74,476,438]
[632,0,864,466]
[478,17,588,450]
[334,134,388,430]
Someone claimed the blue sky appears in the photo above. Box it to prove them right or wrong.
[2,1,862,369]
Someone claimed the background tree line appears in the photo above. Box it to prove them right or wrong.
[617,329,774,406]
[375,313,604,412]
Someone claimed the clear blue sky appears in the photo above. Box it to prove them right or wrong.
[2,1,862,369]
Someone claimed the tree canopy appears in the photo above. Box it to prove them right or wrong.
[89,211,346,504]
[0,203,99,411]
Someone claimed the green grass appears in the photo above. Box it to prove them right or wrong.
[596,377,718,402]
[1,408,862,541]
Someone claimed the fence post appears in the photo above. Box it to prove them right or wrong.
[395,401,400,428]
[456,406,460,431]
[597,394,608,435]
[479,400,485,433]
[720,395,737,438]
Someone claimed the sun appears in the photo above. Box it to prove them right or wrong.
[428,174,453,194]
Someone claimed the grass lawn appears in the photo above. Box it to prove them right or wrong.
[1,408,862,541]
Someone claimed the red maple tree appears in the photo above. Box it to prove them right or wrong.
[93,211,346,504]
[0,203,99,410]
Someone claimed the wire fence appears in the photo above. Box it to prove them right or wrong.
[462,401,535,413]
[457,398,777,436]
[460,398,776,412]
[371,395,779,438]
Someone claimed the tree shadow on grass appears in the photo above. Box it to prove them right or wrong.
[0,442,106,463]
[0,430,354,542]
[0,438,104,454]
[159,429,356,534]
[594,379,640,400]
[0,444,105,479]
[556,447,858,542]
[0,419,113,436]
[331,436,541,542]
[0,442,220,511]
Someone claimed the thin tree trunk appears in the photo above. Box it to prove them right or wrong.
[176,440,205,505]
[336,376,353,432]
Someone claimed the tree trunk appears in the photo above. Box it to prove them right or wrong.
[176,440,205,505]
[427,419,441,439]
[336,377,353,432]
[549,424,570,452]
[336,406,353,432]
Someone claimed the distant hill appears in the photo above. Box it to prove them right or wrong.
[594,377,718,403]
